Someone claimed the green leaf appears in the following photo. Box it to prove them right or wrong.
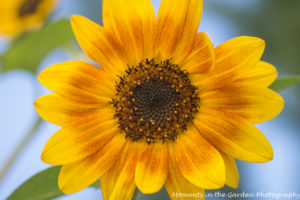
[7,166,63,200]
[269,76,300,92]
[0,18,75,73]
[7,166,100,200]
[90,179,100,189]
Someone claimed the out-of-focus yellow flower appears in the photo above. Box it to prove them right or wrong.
[34,0,284,199]
[0,0,56,37]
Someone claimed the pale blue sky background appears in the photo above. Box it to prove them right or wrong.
[0,0,299,199]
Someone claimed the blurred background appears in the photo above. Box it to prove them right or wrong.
[0,0,300,199]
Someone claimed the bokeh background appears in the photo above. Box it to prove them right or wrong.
[1,0,300,199]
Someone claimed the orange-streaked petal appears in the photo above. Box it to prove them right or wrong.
[221,153,239,189]
[171,125,225,189]
[38,61,114,104]
[100,144,130,200]
[236,61,278,87]
[103,0,156,65]
[135,142,168,194]
[156,0,203,61]
[166,148,204,200]
[214,36,265,73]
[200,86,284,124]
[193,36,265,89]
[34,94,113,127]
[58,133,126,194]
[180,32,215,74]
[101,141,147,200]
[41,120,118,165]
[194,108,274,163]
[71,15,127,75]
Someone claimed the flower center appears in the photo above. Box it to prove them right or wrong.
[19,0,42,17]
[112,59,199,143]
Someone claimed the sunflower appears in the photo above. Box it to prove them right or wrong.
[34,0,284,199]
[0,0,56,37]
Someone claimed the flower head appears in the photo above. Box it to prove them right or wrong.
[34,0,284,199]
[0,0,56,37]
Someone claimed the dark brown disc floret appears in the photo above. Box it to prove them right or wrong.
[112,59,200,143]
[19,0,42,17]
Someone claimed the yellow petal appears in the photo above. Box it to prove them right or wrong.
[180,32,215,73]
[41,120,118,165]
[71,15,127,75]
[194,108,274,163]
[58,134,126,194]
[193,36,265,89]
[214,36,265,73]
[38,61,114,105]
[101,141,147,200]
[171,125,225,189]
[200,86,284,123]
[221,153,239,189]
[34,94,113,127]
[103,0,157,64]
[135,142,168,194]
[165,149,204,200]
[235,61,278,87]
[156,0,203,61]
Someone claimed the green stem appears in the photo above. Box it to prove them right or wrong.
[0,117,43,182]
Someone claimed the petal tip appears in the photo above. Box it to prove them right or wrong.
[70,14,83,23]
[136,185,163,195]
[257,143,274,163]
[33,97,44,114]
[57,169,80,194]
[70,15,88,32]
[58,176,70,194]
[228,182,239,189]
[33,99,39,108]
[242,36,265,46]
[40,151,51,165]
[40,145,59,165]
